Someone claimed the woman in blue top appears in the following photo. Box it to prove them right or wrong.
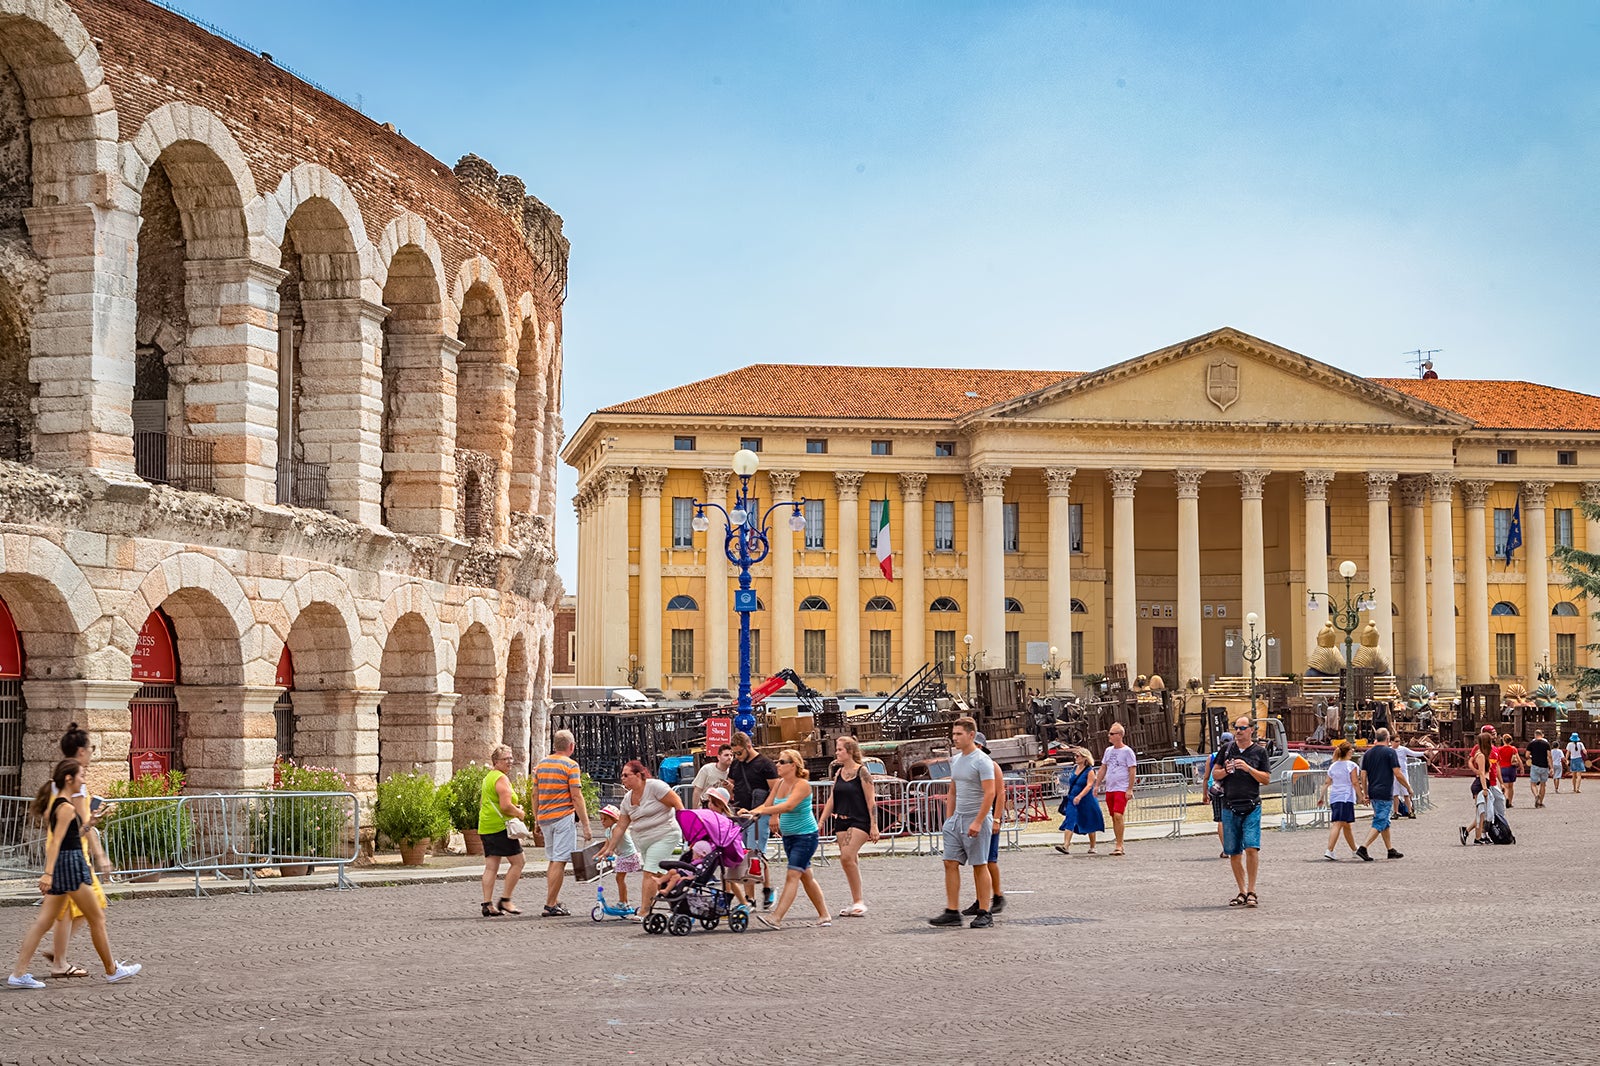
[1054,748,1105,855]
[743,747,831,929]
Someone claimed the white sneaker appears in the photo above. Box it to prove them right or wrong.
[8,974,46,989]
[106,962,141,983]
[1323,850,1337,861]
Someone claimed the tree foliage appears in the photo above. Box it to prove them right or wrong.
[1553,497,1600,698]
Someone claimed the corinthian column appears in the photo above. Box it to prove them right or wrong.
[601,468,633,688]
[1430,474,1458,691]
[1109,469,1142,670]
[702,469,732,695]
[1045,468,1077,688]
[835,471,866,692]
[900,473,929,675]
[965,474,985,652]
[1460,480,1491,685]
[768,470,801,671]
[1400,476,1430,681]
[1586,483,1600,674]
[976,466,1010,663]
[1302,471,1335,662]
[1367,472,1399,669]
[636,468,668,691]
[1238,470,1270,641]
[1174,469,1205,689]
[1524,481,1554,677]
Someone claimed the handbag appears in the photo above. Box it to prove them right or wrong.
[504,817,531,840]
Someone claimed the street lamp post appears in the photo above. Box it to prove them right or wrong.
[1226,612,1275,722]
[620,653,641,689]
[958,633,984,705]
[693,449,806,724]
[1042,644,1064,691]
[1308,559,1377,745]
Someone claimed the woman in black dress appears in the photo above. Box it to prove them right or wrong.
[8,760,141,988]
[816,735,878,918]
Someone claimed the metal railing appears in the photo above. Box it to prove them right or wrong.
[0,790,360,896]
[133,431,215,493]
[276,458,330,510]
[1273,762,1434,832]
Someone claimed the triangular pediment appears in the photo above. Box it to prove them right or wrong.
[970,328,1474,429]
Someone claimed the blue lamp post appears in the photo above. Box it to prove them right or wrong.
[693,448,806,735]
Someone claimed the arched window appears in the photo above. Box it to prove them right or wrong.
[1491,601,1518,616]
[1553,601,1580,617]
[929,596,961,613]
[754,597,766,611]
[1004,597,1024,614]
[666,595,698,611]
[799,595,830,611]
[1070,598,1088,614]
[865,596,895,611]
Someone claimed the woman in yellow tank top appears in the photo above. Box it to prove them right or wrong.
[478,745,526,916]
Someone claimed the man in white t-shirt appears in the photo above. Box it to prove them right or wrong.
[1392,736,1425,819]
[692,746,734,807]
[1097,723,1138,856]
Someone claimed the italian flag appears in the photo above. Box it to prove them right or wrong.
[876,498,893,580]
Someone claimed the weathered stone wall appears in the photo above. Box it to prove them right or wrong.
[0,57,28,235]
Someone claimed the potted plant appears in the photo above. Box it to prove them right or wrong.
[442,762,492,855]
[256,759,354,876]
[101,770,192,882]
[374,770,449,866]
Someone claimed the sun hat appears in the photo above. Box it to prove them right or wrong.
[703,786,732,808]
[1573,733,1582,743]
[599,804,621,821]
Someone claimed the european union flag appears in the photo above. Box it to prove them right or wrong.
[1502,496,1523,565]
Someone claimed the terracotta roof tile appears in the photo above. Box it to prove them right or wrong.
[601,365,1076,421]
[1376,378,1600,432]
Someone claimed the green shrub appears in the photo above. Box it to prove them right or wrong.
[254,759,354,860]
[374,770,449,848]
[102,770,192,869]
[441,762,492,831]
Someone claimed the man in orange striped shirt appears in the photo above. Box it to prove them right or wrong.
[534,729,592,917]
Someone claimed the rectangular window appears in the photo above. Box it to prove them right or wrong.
[674,436,696,452]
[567,631,576,668]
[871,440,892,456]
[1556,508,1574,549]
[934,441,956,457]
[934,501,955,551]
[671,497,695,549]
[671,629,695,675]
[749,630,762,677]
[1495,632,1517,678]
[1493,507,1513,557]
[804,630,827,675]
[803,499,826,549]
[1558,450,1577,466]
[869,630,892,675]
[1497,449,1517,465]
[806,439,828,454]
[1557,633,1577,674]
[1070,631,1084,679]
[1005,631,1020,673]
[868,499,887,551]
[934,630,956,670]
[739,436,762,452]
[1003,502,1020,553]
[1070,503,1084,553]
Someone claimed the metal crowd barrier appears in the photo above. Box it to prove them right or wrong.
[1116,773,1188,839]
[0,791,360,896]
[1274,760,1433,832]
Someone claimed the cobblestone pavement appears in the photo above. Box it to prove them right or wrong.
[4,789,1598,1065]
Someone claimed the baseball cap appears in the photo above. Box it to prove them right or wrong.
[974,731,988,746]
[1220,731,1234,745]
[1481,725,1496,734]
[703,786,732,808]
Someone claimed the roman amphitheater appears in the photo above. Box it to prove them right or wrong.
[0,0,566,799]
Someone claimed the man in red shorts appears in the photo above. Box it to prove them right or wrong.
[1097,723,1138,856]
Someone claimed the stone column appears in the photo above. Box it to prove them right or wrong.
[24,203,141,474]
[964,474,985,656]
[540,412,564,542]
[289,689,383,798]
[1238,470,1270,640]
[381,333,461,535]
[1400,476,1430,680]
[180,258,288,505]
[899,473,929,676]
[574,487,593,683]
[1430,474,1458,692]
[20,680,142,790]
[835,471,866,692]
[637,468,668,691]
[702,469,733,696]
[1302,471,1335,661]
[1524,481,1553,678]
[175,684,283,791]
[1586,483,1600,673]
[1459,480,1492,685]
[976,466,1010,664]
[1045,467,1077,688]
[509,380,547,515]
[296,298,388,526]
[601,468,634,688]
[1109,469,1142,670]
[1174,469,1205,690]
[1366,472,1399,669]
[378,692,461,783]
[768,470,801,671]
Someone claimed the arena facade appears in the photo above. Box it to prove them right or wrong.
[0,0,566,800]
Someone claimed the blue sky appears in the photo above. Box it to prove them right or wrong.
[182,1,1600,588]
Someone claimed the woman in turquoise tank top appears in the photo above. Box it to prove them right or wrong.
[478,745,527,917]
[744,747,830,930]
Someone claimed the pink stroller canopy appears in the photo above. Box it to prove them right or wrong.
[675,807,747,867]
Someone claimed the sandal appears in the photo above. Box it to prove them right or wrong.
[49,964,88,978]
[497,898,523,915]
[1245,892,1258,908]
[839,904,867,917]
[541,904,571,918]
[1053,844,1071,855]
[1227,893,1249,907]
[811,918,833,928]
[480,901,502,918]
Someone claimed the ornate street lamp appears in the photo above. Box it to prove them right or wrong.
[620,653,642,690]
[1308,559,1377,745]
[1042,644,1065,690]
[958,632,984,705]
[693,449,806,725]
[1226,611,1276,720]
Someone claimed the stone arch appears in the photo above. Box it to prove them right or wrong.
[275,572,362,690]
[121,103,257,259]
[508,304,544,515]
[537,322,563,531]
[530,620,553,762]
[451,620,499,772]
[376,213,453,335]
[0,531,104,678]
[453,256,514,543]
[503,630,532,775]
[117,551,266,686]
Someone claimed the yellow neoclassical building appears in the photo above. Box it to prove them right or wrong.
[563,329,1599,698]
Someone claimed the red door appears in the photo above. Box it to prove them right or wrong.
[129,610,180,779]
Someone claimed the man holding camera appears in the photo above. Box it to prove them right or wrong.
[1211,716,1271,908]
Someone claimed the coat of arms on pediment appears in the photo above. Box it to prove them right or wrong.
[1206,358,1239,412]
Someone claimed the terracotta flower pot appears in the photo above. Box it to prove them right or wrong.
[462,828,484,855]
[279,863,312,877]
[398,840,429,867]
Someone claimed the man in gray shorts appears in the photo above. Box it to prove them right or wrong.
[929,716,998,929]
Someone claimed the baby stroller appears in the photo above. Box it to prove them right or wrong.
[643,808,750,936]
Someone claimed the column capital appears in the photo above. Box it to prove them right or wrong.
[1430,472,1457,503]
[1521,480,1553,507]
[972,465,1010,497]
[768,469,801,498]
[1108,468,1142,498]
[834,470,866,500]
[1301,470,1336,500]
[636,467,668,497]
[1584,481,1600,506]
[1043,467,1077,498]
[1459,479,1493,508]
[702,468,732,496]
[600,467,634,499]
[963,473,984,504]
[1398,475,1429,508]
[898,471,928,501]
[1236,469,1270,500]
[1366,470,1399,501]
[1173,468,1205,499]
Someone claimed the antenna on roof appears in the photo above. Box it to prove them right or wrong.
[1403,348,1441,380]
